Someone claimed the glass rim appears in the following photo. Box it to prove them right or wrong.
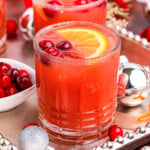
[33,21,121,63]
[32,0,106,11]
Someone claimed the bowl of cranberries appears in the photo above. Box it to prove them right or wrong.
[0,58,36,112]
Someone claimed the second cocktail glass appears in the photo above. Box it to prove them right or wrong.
[34,21,120,143]
[32,0,107,32]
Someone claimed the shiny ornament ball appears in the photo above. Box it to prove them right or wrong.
[122,63,147,90]
[19,126,49,150]
[118,63,148,107]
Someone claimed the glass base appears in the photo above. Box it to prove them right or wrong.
[39,114,115,145]
[0,34,6,55]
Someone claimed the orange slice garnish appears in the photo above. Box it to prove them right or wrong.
[57,28,108,58]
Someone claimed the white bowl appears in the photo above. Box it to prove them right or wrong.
[0,58,36,112]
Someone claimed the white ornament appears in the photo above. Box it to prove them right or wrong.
[19,126,49,150]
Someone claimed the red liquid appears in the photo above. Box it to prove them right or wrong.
[33,0,107,32]
[0,0,6,54]
[34,22,120,141]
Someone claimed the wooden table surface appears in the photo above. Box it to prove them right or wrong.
[0,0,150,149]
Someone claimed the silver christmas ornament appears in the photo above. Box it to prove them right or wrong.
[93,147,103,150]
[103,141,113,149]
[136,127,146,134]
[118,62,149,107]
[0,134,17,150]
[19,126,49,150]
[114,136,124,144]
[124,132,134,139]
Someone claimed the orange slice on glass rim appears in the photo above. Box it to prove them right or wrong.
[57,28,108,58]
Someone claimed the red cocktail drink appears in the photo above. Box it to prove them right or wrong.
[32,0,107,32]
[34,21,120,142]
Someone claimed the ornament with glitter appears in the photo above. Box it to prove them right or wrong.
[19,125,50,150]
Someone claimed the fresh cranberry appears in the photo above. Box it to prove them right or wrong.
[24,0,32,8]
[23,123,39,129]
[19,69,30,78]
[5,84,18,96]
[56,41,72,50]
[74,0,89,5]
[40,53,51,65]
[108,125,123,141]
[39,40,54,50]
[0,73,11,88]
[45,47,59,56]
[6,20,18,37]
[43,0,62,18]
[16,76,32,90]
[0,62,11,73]
[60,52,82,59]
[7,68,20,82]
[0,87,5,98]
[140,27,150,42]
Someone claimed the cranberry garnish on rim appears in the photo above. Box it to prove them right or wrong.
[74,0,89,5]
[0,62,11,73]
[45,47,59,56]
[39,40,54,50]
[0,73,11,88]
[7,68,20,82]
[40,53,51,65]
[16,75,32,90]
[0,87,5,98]
[56,41,72,50]
[5,84,18,96]
[43,0,62,18]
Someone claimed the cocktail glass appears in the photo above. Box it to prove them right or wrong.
[33,21,120,143]
[32,0,107,32]
[0,0,6,54]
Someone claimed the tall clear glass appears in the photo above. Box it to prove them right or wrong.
[32,0,107,32]
[34,21,120,143]
[0,0,6,54]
